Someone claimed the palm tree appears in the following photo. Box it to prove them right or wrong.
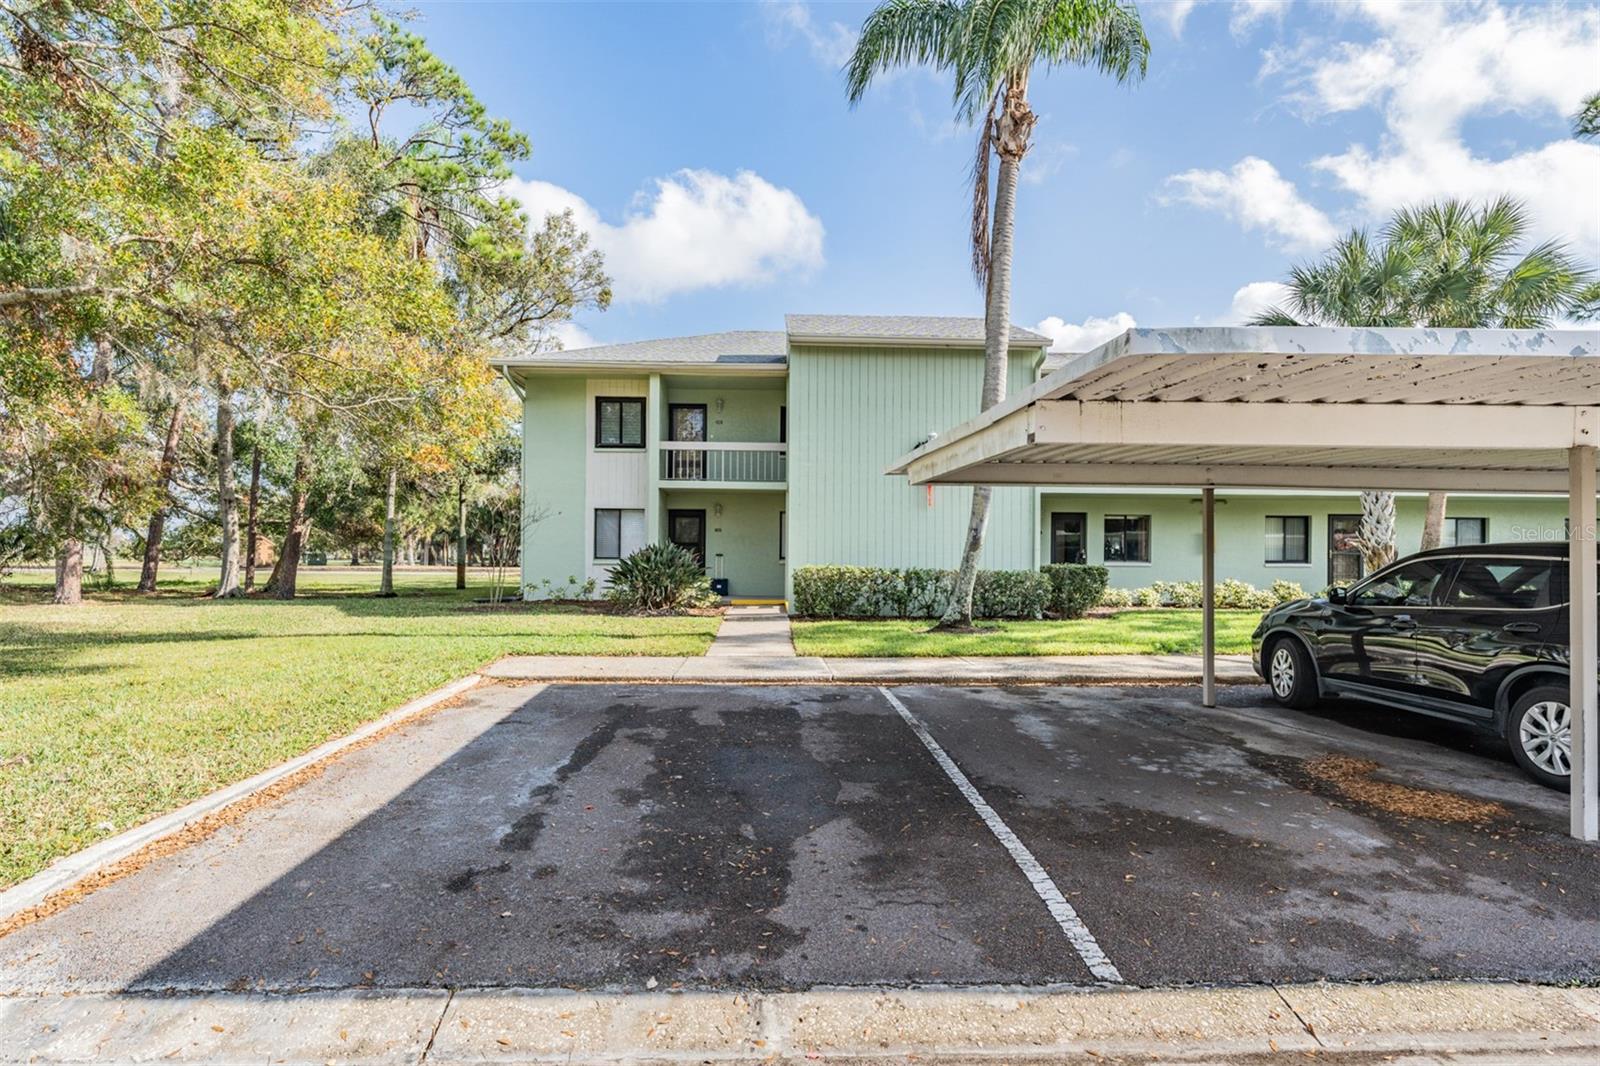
[846,0,1148,627]
[1254,196,1593,556]
[1576,91,1600,140]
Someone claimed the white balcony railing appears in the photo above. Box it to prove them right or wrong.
[660,441,786,483]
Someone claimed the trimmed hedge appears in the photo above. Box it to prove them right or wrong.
[1041,564,1110,619]
[792,565,1047,619]
[1098,578,1307,610]
[792,565,1307,619]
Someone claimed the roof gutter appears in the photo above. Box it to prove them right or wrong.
[787,334,1052,351]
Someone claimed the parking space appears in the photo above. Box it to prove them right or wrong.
[1,681,1594,995]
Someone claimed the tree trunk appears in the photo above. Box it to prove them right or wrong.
[55,337,114,605]
[456,478,468,590]
[1420,491,1449,551]
[244,445,261,591]
[1357,490,1398,573]
[213,389,242,598]
[940,98,1027,628]
[380,466,398,597]
[273,452,310,600]
[138,401,184,593]
[53,535,83,605]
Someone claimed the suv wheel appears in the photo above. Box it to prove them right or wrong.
[1266,637,1318,709]
[1506,685,1572,791]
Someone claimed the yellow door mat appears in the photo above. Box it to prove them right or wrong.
[730,598,787,607]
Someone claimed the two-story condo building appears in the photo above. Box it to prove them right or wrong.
[492,315,1574,603]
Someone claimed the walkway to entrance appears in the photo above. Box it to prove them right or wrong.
[707,604,795,657]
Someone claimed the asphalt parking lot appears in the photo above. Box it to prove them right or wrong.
[1,682,1595,994]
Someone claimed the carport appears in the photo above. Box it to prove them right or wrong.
[889,327,1600,840]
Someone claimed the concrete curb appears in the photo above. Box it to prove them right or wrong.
[3,981,1597,1064]
[0,674,483,926]
[483,653,1261,687]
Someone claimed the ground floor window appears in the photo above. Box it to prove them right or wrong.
[1104,515,1150,563]
[1443,516,1488,546]
[1265,515,1310,564]
[594,508,645,560]
[778,511,786,560]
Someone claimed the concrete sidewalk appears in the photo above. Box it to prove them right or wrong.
[706,605,796,657]
[5,982,1598,1064]
[484,651,1259,684]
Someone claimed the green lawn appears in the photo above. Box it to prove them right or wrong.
[0,566,718,889]
[790,609,1261,657]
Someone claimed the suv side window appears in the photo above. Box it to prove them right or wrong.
[1350,559,1453,608]
[1446,560,1561,610]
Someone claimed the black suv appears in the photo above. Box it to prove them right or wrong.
[1252,542,1582,789]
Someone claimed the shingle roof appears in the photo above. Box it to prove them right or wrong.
[493,330,787,368]
[785,314,1052,347]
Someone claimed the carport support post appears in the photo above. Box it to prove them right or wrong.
[1571,445,1597,842]
[1202,486,1216,708]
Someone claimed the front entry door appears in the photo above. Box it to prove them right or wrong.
[669,404,708,480]
[668,509,707,569]
[1329,514,1364,586]
[1050,512,1088,564]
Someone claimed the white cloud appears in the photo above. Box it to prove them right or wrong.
[1294,0,1600,256]
[1165,2,1600,260]
[549,321,600,352]
[1034,312,1137,353]
[1230,0,1288,39]
[1162,156,1338,252]
[761,0,857,67]
[1159,1,1202,37]
[506,170,826,304]
[1213,281,1295,325]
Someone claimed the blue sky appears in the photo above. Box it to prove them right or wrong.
[410,0,1600,352]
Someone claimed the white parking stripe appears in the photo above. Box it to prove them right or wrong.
[878,686,1123,984]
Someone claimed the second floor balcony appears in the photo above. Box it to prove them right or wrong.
[660,441,786,485]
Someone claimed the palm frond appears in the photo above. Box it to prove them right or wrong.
[845,0,966,104]
[1038,0,1150,83]
[1247,306,1303,327]
[969,92,998,285]
[1575,90,1600,140]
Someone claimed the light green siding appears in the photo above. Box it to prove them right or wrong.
[662,489,787,598]
[1038,491,1575,592]
[521,375,588,593]
[787,344,1040,598]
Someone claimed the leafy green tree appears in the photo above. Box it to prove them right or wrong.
[314,13,609,598]
[846,0,1148,627]
[1253,196,1594,554]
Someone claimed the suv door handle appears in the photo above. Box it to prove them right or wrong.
[1501,621,1542,635]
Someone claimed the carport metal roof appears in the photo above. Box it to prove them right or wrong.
[888,328,1598,494]
[888,326,1600,842]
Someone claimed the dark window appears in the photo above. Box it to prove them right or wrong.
[779,406,787,443]
[1350,558,1453,608]
[1104,515,1150,563]
[778,511,786,560]
[1266,516,1310,564]
[595,397,645,448]
[594,508,645,560]
[1050,512,1088,564]
[1444,517,1488,546]
[1446,559,1560,610]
